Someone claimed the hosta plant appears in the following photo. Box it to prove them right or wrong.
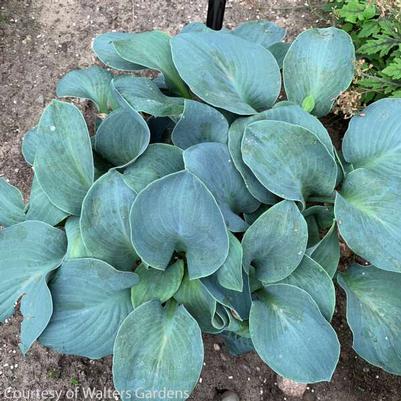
[1,19,401,400]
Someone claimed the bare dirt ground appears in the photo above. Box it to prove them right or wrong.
[1,0,401,400]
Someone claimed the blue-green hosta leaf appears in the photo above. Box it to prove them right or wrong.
[232,20,286,48]
[35,100,94,216]
[171,99,228,149]
[338,264,401,375]
[113,30,189,97]
[250,284,340,383]
[304,213,320,248]
[303,205,335,230]
[0,221,67,353]
[92,32,143,70]
[303,205,335,247]
[171,31,281,115]
[268,42,291,68]
[244,204,269,225]
[181,22,212,33]
[112,76,184,117]
[278,255,335,321]
[202,271,251,321]
[0,178,25,227]
[40,258,138,359]
[242,120,337,206]
[81,170,138,271]
[131,171,229,279]
[216,232,243,292]
[131,260,184,308]
[95,108,150,167]
[335,168,401,272]
[21,127,38,166]
[228,114,278,204]
[266,102,335,157]
[242,200,308,283]
[220,331,254,356]
[153,74,168,90]
[283,27,355,117]
[26,176,68,226]
[113,301,203,401]
[228,103,334,204]
[174,274,224,333]
[123,144,184,193]
[308,223,340,278]
[64,216,89,259]
[184,143,259,232]
[56,66,118,113]
[342,98,401,178]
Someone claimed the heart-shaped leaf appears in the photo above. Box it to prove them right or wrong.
[92,32,144,70]
[56,66,118,113]
[34,100,94,215]
[172,99,228,149]
[242,200,308,283]
[95,108,150,167]
[242,120,337,206]
[283,27,355,117]
[131,260,184,308]
[112,76,184,117]
[184,143,259,232]
[0,221,67,353]
[113,30,189,97]
[0,178,25,227]
[335,168,401,272]
[228,103,334,204]
[123,144,184,193]
[338,264,401,375]
[131,171,228,279]
[81,170,138,271]
[342,98,401,178]
[113,301,203,401]
[171,31,281,115]
[278,255,335,320]
[40,258,138,359]
[250,284,340,383]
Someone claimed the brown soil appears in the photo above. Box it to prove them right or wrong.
[1,0,401,400]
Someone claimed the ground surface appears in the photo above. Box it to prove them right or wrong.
[1,0,401,400]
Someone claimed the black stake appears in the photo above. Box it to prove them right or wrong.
[206,0,227,30]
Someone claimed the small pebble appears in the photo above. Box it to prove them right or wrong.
[221,390,240,401]
[277,375,307,398]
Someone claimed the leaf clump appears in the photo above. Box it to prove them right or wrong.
[1,19,401,400]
